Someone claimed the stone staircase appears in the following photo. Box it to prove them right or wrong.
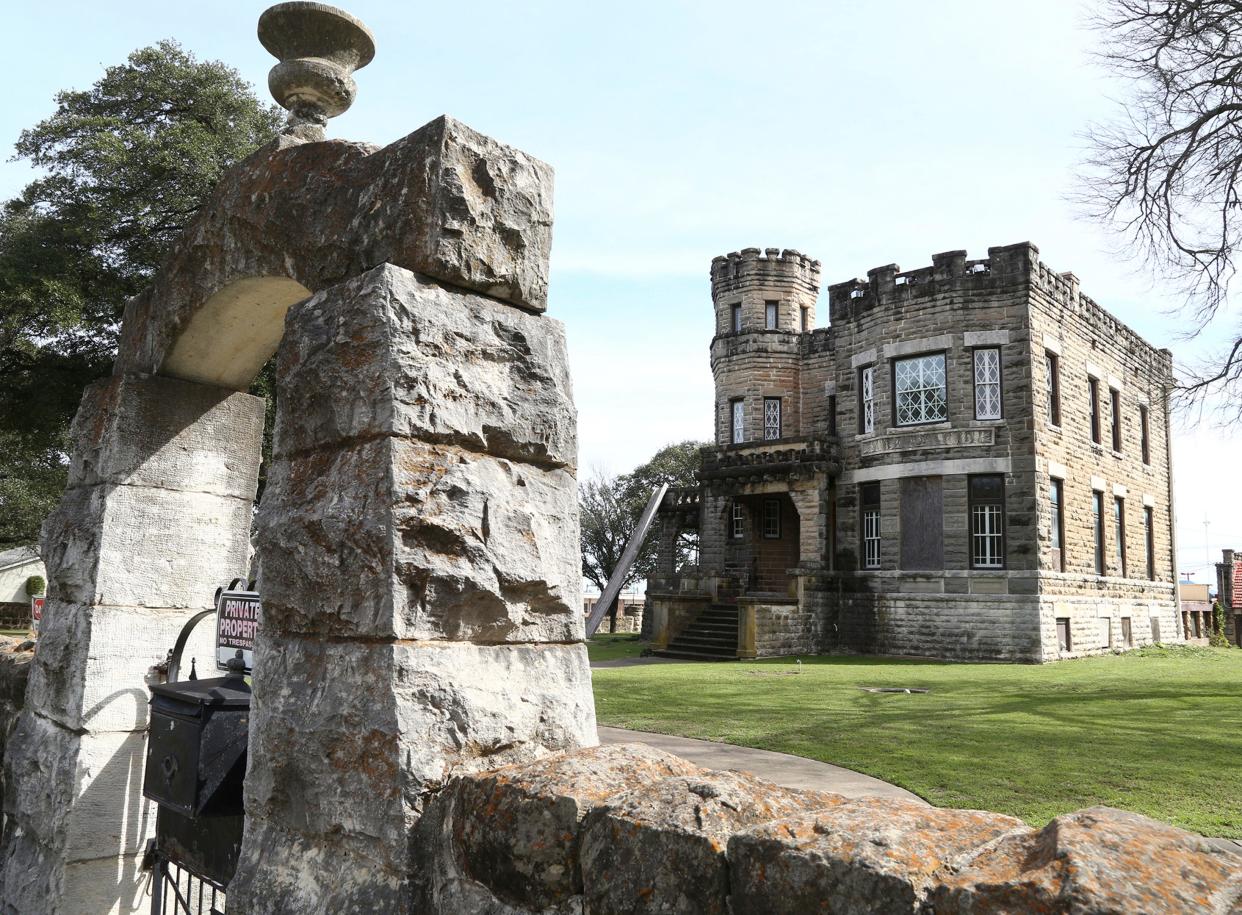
[654,604,739,660]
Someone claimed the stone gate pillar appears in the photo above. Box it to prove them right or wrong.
[226,264,596,912]
[0,374,263,914]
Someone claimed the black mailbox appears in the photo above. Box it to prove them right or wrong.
[144,658,250,887]
[144,672,250,816]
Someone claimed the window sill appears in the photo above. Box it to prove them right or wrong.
[970,418,1004,426]
[1045,422,1062,433]
[890,420,951,433]
[1111,451,1124,459]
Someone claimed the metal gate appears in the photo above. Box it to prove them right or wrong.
[148,849,227,914]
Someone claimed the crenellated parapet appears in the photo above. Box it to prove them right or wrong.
[826,242,1037,322]
[711,247,821,301]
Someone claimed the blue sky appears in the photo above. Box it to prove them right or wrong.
[3,0,1240,581]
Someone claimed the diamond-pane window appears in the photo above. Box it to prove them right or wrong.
[730,399,744,444]
[973,348,1001,419]
[764,397,781,440]
[894,353,947,426]
[859,366,875,434]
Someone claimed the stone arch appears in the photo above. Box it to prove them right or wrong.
[2,113,590,915]
[160,275,312,389]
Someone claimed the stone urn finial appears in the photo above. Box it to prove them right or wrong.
[258,1,376,140]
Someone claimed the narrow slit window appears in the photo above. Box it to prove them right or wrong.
[1089,377,1101,444]
[763,397,782,440]
[730,398,744,444]
[973,347,1002,420]
[1050,477,1065,572]
[969,474,1005,569]
[827,394,837,435]
[1144,506,1155,580]
[762,499,781,539]
[1140,405,1150,464]
[860,483,881,569]
[859,366,875,434]
[765,300,778,330]
[1093,490,1105,575]
[731,502,744,540]
[1110,388,1122,452]
[1057,617,1071,653]
[800,307,809,332]
[1114,497,1126,577]
[731,303,742,333]
[1045,351,1060,425]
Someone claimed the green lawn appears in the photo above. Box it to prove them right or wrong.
[591,645,1242,838]
[587,633,645,662]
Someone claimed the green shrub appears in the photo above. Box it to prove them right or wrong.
[24,575,44,597]
[1210,600,1232,648]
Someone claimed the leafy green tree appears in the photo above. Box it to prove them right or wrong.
[0,41,281,548]
[579,440,707,596]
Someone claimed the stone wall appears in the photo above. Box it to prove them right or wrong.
[411,743,1242,914]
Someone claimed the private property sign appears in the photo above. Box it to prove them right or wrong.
[216,587,261,672]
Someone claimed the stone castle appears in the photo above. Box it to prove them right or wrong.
[648,243,1180,662]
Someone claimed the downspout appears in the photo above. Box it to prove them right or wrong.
[1162,351,1181,638]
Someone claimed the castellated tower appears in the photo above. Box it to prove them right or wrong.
[710,247,822,446]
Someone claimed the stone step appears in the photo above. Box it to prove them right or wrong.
[670,637,738,651]
[651,648,737,661]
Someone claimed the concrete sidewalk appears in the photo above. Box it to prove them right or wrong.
[597,726,925,803]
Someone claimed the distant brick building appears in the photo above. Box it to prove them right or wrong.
[647,243,1181,662]
[1214,550,1242,647]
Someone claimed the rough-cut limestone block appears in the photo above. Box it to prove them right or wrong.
[930,806,1242,914]
[257,439,581,643]
[579,772,844,915]
[232,636,596,915]
[273,264,575,468]
[116,116,554,385]
[728,796,1026,914]
[414,744,704,912]
[2,828,152,915]
[65,373,264,498]
[42,482,256,610]
[3,712,152,864]
[25,600,215,733]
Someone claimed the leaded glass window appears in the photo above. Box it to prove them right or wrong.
[973,348,1001,420]
[731,303,742,333]
[859,365,875,434]
[894,353,947,426]
[764,397,782,440]
[730,399,744,444]
[765,300,778,329]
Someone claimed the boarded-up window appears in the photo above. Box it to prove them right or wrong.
[900,476,943,571]
[1057,618,1071,653]
[1122,617,1133,646]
